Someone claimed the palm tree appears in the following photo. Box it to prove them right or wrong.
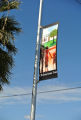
[0,0,21,91]
[50,29,57,43]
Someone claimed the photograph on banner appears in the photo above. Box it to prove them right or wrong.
[39,23,59,80]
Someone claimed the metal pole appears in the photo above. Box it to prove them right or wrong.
[30,0,43,120]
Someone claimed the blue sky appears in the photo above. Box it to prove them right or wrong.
[0,0,81,120]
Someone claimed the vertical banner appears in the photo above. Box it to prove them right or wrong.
[39,22,59,80]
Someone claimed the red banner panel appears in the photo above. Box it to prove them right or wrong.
[39,23,59,80]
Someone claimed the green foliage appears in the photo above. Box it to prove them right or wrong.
[0,0,21,91]
[0,16,21,44]
[0,48,13,85]
[50,29,57,37]
[0,0,20,12]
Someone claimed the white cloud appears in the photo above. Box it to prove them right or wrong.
[24,114,44,120]
[0,84,81,107]
[24,115,30,120]
[37,85,81,103]
[0,86,32,106]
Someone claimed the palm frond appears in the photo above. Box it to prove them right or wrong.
[0,0,22,91]
[0,48,14,86]
[0,39,17,54]
[0,0,21,12]
[0,16,21,44]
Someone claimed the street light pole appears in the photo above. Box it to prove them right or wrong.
[30,0,43,120]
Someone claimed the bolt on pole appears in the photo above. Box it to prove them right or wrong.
[30,0,43,120]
